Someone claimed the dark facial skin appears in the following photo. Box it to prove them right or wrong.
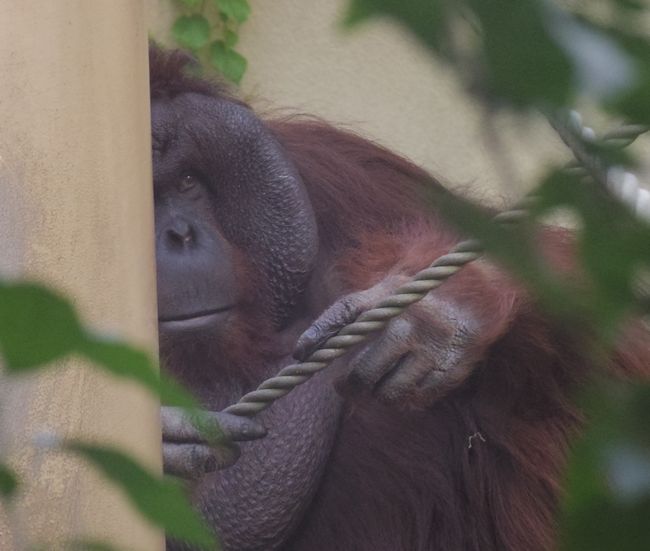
[152,93,319,333]
[154,173,268,480]
[155,173,237,334]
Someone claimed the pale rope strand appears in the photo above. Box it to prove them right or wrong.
[552,111,650,221]
[552,113,650,316]
[223,209,528,417]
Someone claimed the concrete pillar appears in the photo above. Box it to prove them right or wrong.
[0,1,162,549]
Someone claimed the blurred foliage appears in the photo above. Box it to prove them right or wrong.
[0,281,218,549]
[0,463,19,500]
[63,542,123,551]
[434,169,650,337]
[31,540,124,551]
[66,442,216,549]
[346,1,650,549]
[1,0,649,549]
[559,380,650,551]
[0,282,195,408]
[345,0,650,123]
[170,0,251,84]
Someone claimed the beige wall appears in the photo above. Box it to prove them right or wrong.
[147,0,568,203]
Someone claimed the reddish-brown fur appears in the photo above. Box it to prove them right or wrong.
[271,120,649,551]
[150,48,650,550]
[272,119,648,550]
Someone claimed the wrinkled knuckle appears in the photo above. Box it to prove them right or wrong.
[340,295,360,318]
[317,318,337,338]
[455,322,478,345]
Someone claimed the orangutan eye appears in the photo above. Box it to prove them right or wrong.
[178,174,199,193]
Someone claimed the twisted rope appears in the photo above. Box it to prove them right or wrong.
[551,111,650,222]
[224,208,527,417]
[224,115,649,419]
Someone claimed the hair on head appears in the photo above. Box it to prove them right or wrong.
[149,43,234,101]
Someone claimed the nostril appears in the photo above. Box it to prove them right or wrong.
[166,219,195,247]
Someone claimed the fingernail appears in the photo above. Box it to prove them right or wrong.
[293,334,313,360]
[240,421,267,439]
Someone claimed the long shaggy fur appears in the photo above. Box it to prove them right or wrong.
[151,47,650,551]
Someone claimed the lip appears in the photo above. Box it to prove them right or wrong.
[158,306,233,331]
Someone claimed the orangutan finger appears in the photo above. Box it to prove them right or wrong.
[162,407,267,444]
[163,442,240,479]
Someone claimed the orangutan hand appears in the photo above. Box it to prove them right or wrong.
[294,276,485,409]
[162,406,267,479]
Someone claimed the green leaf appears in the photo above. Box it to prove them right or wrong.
[431,190,557,292]
[78,336,196,408]
[223,29,238,48]
[0,464,19,500]
[599,27,650,125]
[177,0,203,7]
[608,0,646,12]
[209,41,247,84]
[436,164,650,341]
[215,0,251,24]
[344,0,378,26]
[64,540,124,551]
[468,0,573,107]
[0,281,195,406]
[559,382,650,551]
[65,442,217,550]
[0,282,84,370]
[535,170,650,332]
[172,15,212,51]
[430,183,632,340]
[549,15,635,102]
[344,0,452,56]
